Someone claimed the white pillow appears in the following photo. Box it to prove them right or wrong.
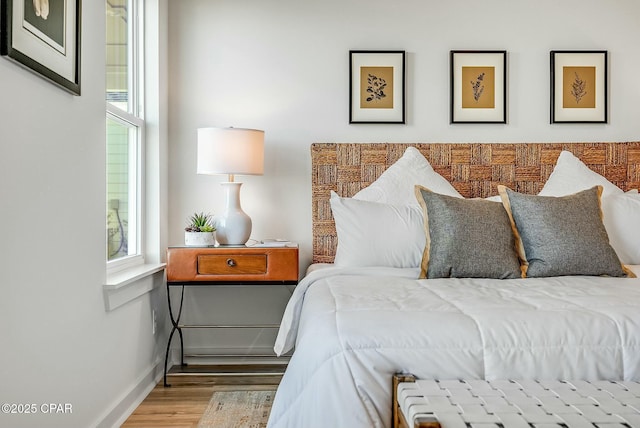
[602,190,640,265]
[538,150,639,264]
[539,150,623,199]
[353,146,462,206]
[330,191,425,268]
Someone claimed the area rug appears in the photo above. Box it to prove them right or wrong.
[197,390,276,428]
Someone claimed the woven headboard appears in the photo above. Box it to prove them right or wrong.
[311,142,640,264]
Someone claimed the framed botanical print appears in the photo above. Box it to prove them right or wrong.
[550,50,607,123]
[1,0,81,95]
[450,50,506,123]
[349,50,405,124]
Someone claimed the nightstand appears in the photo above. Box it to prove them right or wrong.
[163,245,298,387]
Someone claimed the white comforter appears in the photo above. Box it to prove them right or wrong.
[267,266,640,428]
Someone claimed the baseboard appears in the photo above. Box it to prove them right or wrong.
[93,358,164,428]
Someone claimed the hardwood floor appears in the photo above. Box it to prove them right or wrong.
[122,365,284,428]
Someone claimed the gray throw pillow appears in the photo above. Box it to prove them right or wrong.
[415,186,522,279]
[498,185,627,278]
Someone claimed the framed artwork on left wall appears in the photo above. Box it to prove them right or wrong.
[0,0,81,95]
[349,50,405,124]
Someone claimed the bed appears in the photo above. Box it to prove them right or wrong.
[267,142,640,428]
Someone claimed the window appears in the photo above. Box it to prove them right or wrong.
[106,0,144,266]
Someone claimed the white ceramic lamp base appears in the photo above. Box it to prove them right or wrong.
[216,182,252,245]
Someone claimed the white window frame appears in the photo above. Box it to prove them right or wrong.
[104,0,165,311]
[106,110,145,273]
[106,0,145,274]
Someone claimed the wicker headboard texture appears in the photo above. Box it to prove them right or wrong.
[311,142,640,264]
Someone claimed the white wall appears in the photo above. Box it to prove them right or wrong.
[168,0,640,271]
[0,2,635,425]
[0,1,169,427]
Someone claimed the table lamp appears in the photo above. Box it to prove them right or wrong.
[197,127,264,245]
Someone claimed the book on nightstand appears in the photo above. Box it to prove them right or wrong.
[251,239,297,248]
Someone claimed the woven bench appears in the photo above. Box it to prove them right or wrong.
[392,374,640,428]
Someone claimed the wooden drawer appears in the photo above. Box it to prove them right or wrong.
[197,254,267,275]
[166,246,299,283]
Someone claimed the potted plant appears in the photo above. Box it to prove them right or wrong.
[184,212,217,246]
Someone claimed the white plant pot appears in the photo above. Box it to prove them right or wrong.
[184,231,216,247]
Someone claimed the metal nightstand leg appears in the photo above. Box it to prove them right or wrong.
[163,284,185,387]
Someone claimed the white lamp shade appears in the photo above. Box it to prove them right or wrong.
[197,127,264,176]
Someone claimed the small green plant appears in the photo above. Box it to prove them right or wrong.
[185,212,216,232]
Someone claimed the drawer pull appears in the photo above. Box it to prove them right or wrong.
[226,258,236,267]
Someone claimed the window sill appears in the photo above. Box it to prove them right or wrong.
[104,263,166,311]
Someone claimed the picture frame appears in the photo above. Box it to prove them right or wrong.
[550,50,607,123]
[1,0,81,95]
[349,50,405,124]
[450,50,506,124]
